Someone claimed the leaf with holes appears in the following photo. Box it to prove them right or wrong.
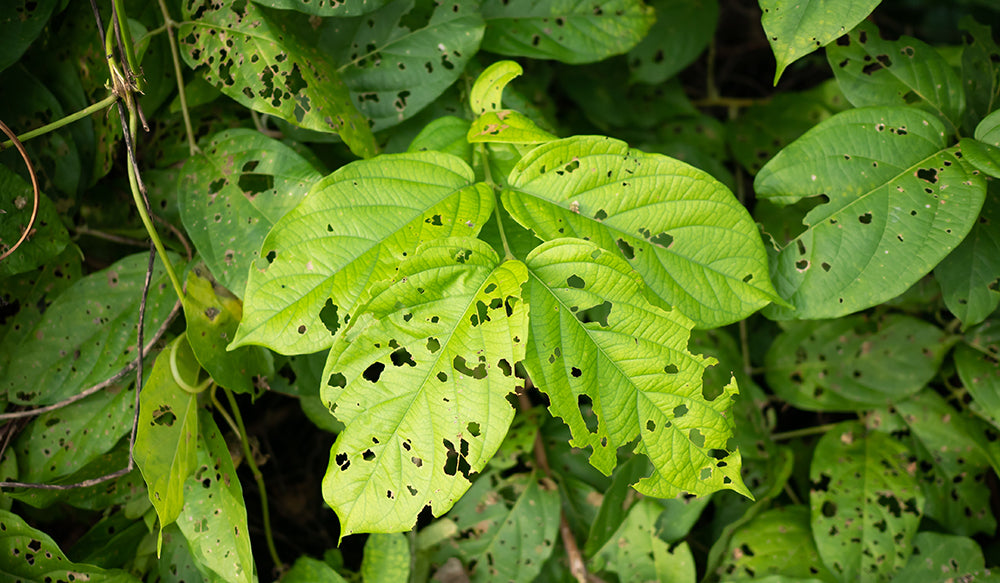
[254,0,387,16]
[956,342,1000,430]
[759,0,879,83]
[320,0,484,131]
[523,239,750,497]
[934,185,1000,327]
[233,151,492,355]
[715,506,837,582]
[810,422,924,582]
[183,266,273,395]
[468,110,557,145]
[480,0,655,64]
[176,411,253,583]
[134,336,202,544]
[826,21,965,132]
[179,129,322,298]
[503,135,782,329]
[873,391,998,536]
[0,509,140,583]
[592,498,696,582]
[436,471,560,582]
[764,314,954,411]
[0,164,69,278]
[177,0,376,158]
[627,0,717,84]
[890,532,989,582]
[321,238,528,535]
[0,251,180,405]
[755,107,986,319]
[0,0,58,73]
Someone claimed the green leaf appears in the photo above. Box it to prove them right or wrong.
[468,110,557,145]
[321,238,529,535]
[0,162,70,278]
[470,60,523,115]
[523,239,750,497]
[0,509,140,583]
[13,383,134,484]
[134,336,201,540]
[976,108,1000,146]
[480,0,655,64]
[178,0,377,158]
[755,107,987,319]
[177,411,253,583]
[407,116,473,164]
[583,454,648,557]
[438,471,560,582]
[934,184,1000,327]
[504,135,782,329]
[960,137,1000,179]
[184,266,274,395]
[68,509,147,568]
[361,533,410,582]
[283,556,348,583]
[253,0,387,16]
[234,151,492,355]
[959,16,1000,132]
[1,252,181,405]
[956,342,1000,430]
[0,246,81,359]
[810,422,924,582]
[321,0,485,131]
[716,506,837,582]
[0,0,58,73]
[178,129,323,298]
[592,499,696,583]
[159,524,209,583]
[826,21,965,132]
[760,0,879,83]
[764,314,954,411]
[890,532,988,583]
[627,0,717,84]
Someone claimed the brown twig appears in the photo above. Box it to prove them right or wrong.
[0,119,40,263]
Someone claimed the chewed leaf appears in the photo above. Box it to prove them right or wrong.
[0,164,69,278]
[893,532,988,581]
[233,151,492,355]
[504,136,781,329]
[826,21,965,132]
[178,0,376,158]
[470,60,523,114]
[467,110,557,145]
[716,506,836,581]
[760,0,879,83]
[627,0,717,85]
[756,107,987,319]
[321,238,529,535]
[524,239,750,498]
[179,129,322,298]
[810,422,923,582]
[481,0,654,64]
[254,0,387,16]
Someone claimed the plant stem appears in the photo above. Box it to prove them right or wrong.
[222,387,284,570]
[0,94,117,150]
[156,0,199,155]
[112,0,144,92]
[478,144,513,260]
[770,422,838,442]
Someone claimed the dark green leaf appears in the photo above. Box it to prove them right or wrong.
[0,0,59,73]
[959,16,1000,132]
[627,0,717,84]
[956,342,1000,430]
[716,506,837,582]
[592,499,695,582]
[0,161,70,279]
[890,532,989,582]
[253,0,388,16]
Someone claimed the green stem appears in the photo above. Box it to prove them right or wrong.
[222,387,283,570]
[478,144,513,260]
[770,422,838,442]
[0,94,117,150]
[112,0,144,92]
[156,0,199,155]
[125,107,184,300]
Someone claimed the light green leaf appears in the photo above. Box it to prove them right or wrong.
[321,238,529,535]
[755,107,986,319]
[184,266,274,395]
[321,0,484,131]
[760,0,879,83]
[716,506,837,582]
[504,135,781,329]
[177,411,253,583]
[481,0,655,64]
[283,556,348,583]
[159,524,208,583]
[253,0,387,16]
[407,116,473,164]
[523,239,750,497]
[1,252,181,405]
[361,533,410,582]
[470,60,523,115]
[468,110,557,145]
[627,0,717,84]
[134,336,201,541]
[826,21,965,131]
[810,422,924,582]
[960,137,1000,179]
[13,383,134,484]
[0,509,140,583]
[593,499,696,583]
[956,343,1000,430]
[438,471,560,582]
[178,0,377,158]
[0,163,69,278]
[764,314,954,411]
[179,129,323,298]
[890,532,988,583]
[234,151,492,355]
